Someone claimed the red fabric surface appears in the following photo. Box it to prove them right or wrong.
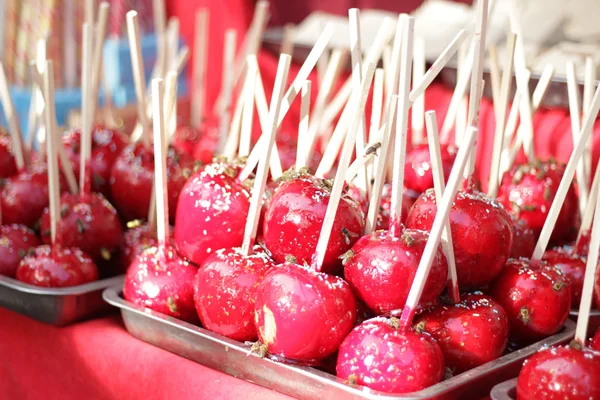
[0,307,291,400]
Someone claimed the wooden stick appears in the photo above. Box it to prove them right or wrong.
[566,61,588,219]
[574,181,600,345]
[239,60,257,158]
[0,62,25,170]
[317,79,351,137]
[346,125,385,182]
[382,45,392,97]
[487,33,516,198]
[364,97,398,235]
[370,69,385,139]
[426,111,459,303]
[488,45,501,120]
[90,2,109,117]
[531,83,600,262]
[34,40,47,158]
[241,55,291,255]
[312,62,376,271]
[28,61,44,154]
[84,0,94,29]
[191,9,209,130]
[218,29,237,152]
[151,0,167,81]
[411,37,426,147]
[222,82,246,161]
[315,104,353,178]
[281,23,295,56]
[306,49,347,157]
[151,78,169,248]
[163,71,178,145]
[126,11,151,147]
[389,15,414,238]
[348,8,369,197]
[80,23,93,193]
[295,81,311,171]
[500,65,554,175]
[395,126,479,328]
[43,61,61,246]
[583,56,596,185]
[167,17,180,66]
[577,162,600,246]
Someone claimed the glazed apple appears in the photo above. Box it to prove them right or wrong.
[0,224,41,277]
[16,245,98,287]
[120,222,170,270]
[40,192,122,265]
[123,245,198,323]
[509,214,536,259]
[591,328,600,351]
[253,262,356,363]
[404,142,456,194]
[517,345,600,400]
[174,161,251,266]
[192,118,220,164]
[261,170,364,273]
[414,293,509,373]
[336,317,444,393]
[194,246,275,341]
[343,229,447,315]
[0,130,18,178]
[490,258,571,344]
[62,125,127,197]
[173,125,202,158]
[498,160,579,245]
[1,163,66,228]
[405,189,513,289]
[110,142,195,222]
[543,246,585,304]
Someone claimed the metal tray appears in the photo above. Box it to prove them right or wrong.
[104,284,576,400]
[0,275,124,326]
[490,378,517,400]
[569,309,600,336]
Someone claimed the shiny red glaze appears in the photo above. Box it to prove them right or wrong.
[173,125,202,157]
[123,245,198,323]
[510,214,536,259]
[174,161,250,266]
[404,142,457,194]
[489,258,571,344]
[109,142,196,222]
[406,189,513,289]
[194,246,275,341]
[376,183,412,230]
[498,161,580,244]
[40,192,122,264]
[1,163,66,228]
[120,223,173,270]
[261,173,364,273]
[0,224,41,277]
[0,132,18,178]
[543,247,586,304]
[62,126,127,197]
[414,293,509,373]
[343,229,447,315]
[517,345,600,400]
[15,245,98,287]
[336,317,444,393]
[591,328,600,351]
[254,262,357,362]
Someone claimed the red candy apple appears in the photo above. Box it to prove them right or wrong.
[194,246,275,341]
[253,262,356,363]
[336,317,444,393]
[123,245,198,323]
[490,258,571,343]
[0,163,65,228]
[376,183,412,230]
[40,192,122,264]
[261,171,364,273]
[406,189,513,289]
[414,293,509,373]
[120,222,168,270]
[404,142,456,194]
[0,131,18,178]
[510,214,536,258]
[192,118,220,164]
[343,229,447,315]
[16,245,98,287]
[110,142,195,222]
[498,160,580,244]
[517,345,600,400]
[0,224,41,277]
[174,161,251,266]
[62,125,127,197]
[591,328,600,351]
[173,125,202,157]
[543,246,586,304]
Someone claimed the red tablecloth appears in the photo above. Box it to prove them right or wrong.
[0,307,292,400]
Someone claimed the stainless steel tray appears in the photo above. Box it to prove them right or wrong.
[569,309,600,337]
[103,284,576,400]
[0,275,124,326]
[490,378,517,400]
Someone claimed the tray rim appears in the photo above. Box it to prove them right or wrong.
[0,274,124,296]
[490,378,517,400]
[103,283,576,400]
